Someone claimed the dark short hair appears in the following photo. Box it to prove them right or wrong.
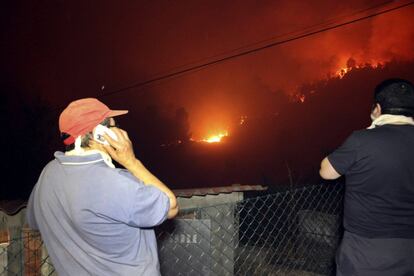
[64,118,111,151]
[374,78,414,116]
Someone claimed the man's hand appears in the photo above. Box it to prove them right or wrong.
[104,127,179,219]
[103,127,137,169]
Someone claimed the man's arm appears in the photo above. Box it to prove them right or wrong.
[100,128,178,219]
[26,186,39,229]
[319,157,341,180]
[124,159,178,219]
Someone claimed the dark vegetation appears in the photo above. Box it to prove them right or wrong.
[2,61,413,199]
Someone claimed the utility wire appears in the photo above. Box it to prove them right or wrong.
[140,0,395,77]
[100,0,414,98]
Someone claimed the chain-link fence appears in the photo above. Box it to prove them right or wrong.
[0,230,56,276]
[0,182,343,276]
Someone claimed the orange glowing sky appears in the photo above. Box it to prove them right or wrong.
[2,1,414,141]
[140,1,414,140]
[2,0,414,196]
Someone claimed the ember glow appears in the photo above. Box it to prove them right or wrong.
[336,67,351,79]
[146,3,414,138]
[202,131,229,143]
[240,115,248,125]
[333,57,384,79]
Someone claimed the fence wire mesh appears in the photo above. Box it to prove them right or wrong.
[0,182,343,276]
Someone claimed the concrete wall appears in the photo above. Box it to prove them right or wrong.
[159,192,243,275]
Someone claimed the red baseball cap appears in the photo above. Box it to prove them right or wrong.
[59,98,128,145]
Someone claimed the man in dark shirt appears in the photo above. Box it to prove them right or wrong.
[320,78,414,276]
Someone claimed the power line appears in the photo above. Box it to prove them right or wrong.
[142,0,395,76]
[100,0,414,98]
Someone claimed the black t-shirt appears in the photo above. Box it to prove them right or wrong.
[328,124,414,238]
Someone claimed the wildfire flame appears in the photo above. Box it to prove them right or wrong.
[293,57,386,103]
[336,67,351,78]
[202,131,229,143]
[293,93,306,103]
[334,57,384,79]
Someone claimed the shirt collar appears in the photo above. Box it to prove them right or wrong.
[54,150,115,168]
[367,114,414,129]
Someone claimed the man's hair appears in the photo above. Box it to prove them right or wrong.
[64,118,111,151]
[374,78,414,116]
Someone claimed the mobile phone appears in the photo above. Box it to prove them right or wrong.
[93,124,118,145]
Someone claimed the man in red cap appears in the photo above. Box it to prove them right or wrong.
[27,98,178,276]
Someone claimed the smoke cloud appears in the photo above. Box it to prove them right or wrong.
[2,1,413,139]
[146,1,414,138]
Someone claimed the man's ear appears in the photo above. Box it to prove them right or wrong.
[371,103,382,120]
[88,134,108,152]
[375,103,382,115]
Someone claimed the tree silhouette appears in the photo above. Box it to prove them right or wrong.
[1,85,58,199]
[174,107,191,143]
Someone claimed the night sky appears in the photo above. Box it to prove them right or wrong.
[1,1,414,199]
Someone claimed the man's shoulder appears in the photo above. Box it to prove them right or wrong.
[40,155,65,176]
[349,125,414,148]
[346,128,384,147]
[352,127,383,139]
[113,169,145,188]
[46,151,145,189]
[340,129,379,148]
[96,166,141,182]
[357,124,414,136]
